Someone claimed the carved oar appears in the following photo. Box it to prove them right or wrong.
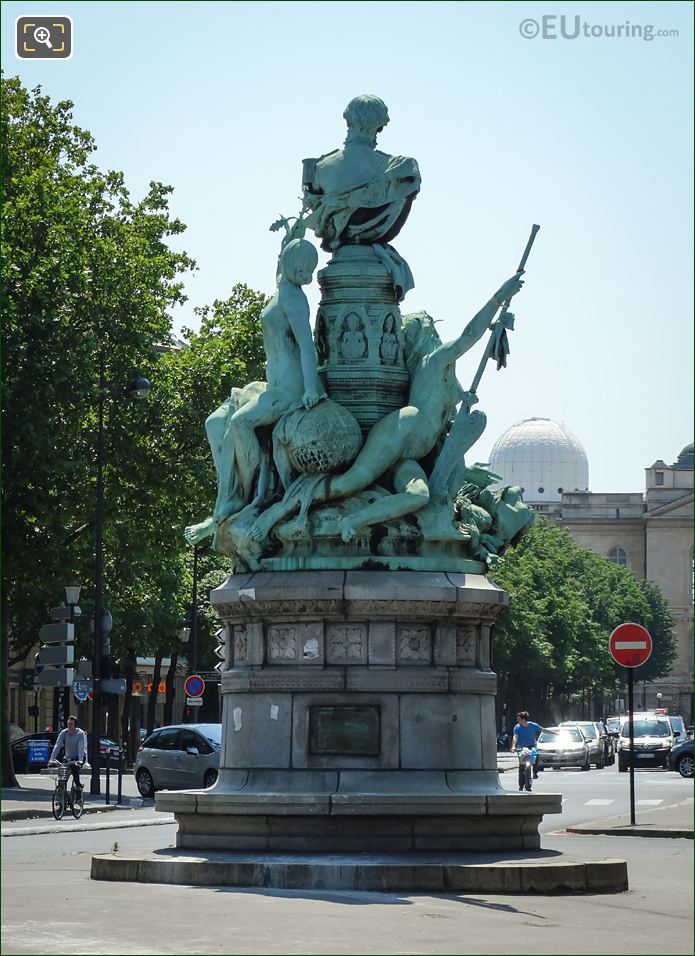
[468,223,540,396]
[428,225,540,503]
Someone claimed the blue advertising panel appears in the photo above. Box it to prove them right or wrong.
[27,740,51,765]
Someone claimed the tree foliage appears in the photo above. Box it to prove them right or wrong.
[2,78,270,776]
[490,520,677,724]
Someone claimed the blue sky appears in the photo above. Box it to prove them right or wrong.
[3,0,693,491]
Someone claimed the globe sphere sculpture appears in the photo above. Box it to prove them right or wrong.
[279,399,363,474]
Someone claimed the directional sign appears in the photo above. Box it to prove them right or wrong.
[184,675,205,698]
[37,644,74,666]
[38,622,74,645]
[609,623,653,668]
[101,678,126,695]
[38,667,74,688]
[186,697,203,707]
[73,682,88,702]
[50,606,73,622]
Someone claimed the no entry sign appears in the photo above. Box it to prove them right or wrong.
[184,674,205,697]
[609,623,652,668]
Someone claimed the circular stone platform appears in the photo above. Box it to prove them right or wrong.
[91,849,628,894]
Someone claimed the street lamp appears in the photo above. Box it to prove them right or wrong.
[89,359,151,796]
[656,691,663,711]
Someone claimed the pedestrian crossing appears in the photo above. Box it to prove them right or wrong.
[583,798,663,807]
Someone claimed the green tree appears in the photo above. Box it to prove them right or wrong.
[1,76,194,783]
[490,520,676,725]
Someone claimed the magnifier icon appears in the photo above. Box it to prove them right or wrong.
[33,26,53,49]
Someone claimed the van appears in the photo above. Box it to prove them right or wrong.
[617,713,673,771]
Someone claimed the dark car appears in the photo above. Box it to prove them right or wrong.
[88,737,122,769]
[11,732,59,773]
[12,731,120,772]
[668,739,694,778]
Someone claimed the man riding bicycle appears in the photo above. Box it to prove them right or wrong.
[510,711,556,791]
[49,715,87,788]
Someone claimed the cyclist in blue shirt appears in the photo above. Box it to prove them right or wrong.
[510,711,556,789]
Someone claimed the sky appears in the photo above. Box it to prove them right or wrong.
[3,0,693,492]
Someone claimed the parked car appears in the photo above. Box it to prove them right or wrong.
[12,731,119,773]
[560,720,609,768]
[11,732,59,773]
[536,727,591,771]
[88,737,121,769]
[617,714,673,771]
[134,723,221,797]
[668,739,693,778]
[664,714,688,745]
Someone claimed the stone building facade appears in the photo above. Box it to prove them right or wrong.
[489,420,693,723]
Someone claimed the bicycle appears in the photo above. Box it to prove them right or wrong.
[516,746,538,792]
[47,760,85,820]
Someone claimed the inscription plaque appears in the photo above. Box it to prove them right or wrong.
[308,705,380,756]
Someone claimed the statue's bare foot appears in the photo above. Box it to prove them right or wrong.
[184,517,215,545]
[340,516,361,542]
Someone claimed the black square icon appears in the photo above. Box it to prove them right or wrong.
[16,16,72,59]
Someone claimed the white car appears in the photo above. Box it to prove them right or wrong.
[617,714,673,771]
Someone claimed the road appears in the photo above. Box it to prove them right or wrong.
[496,753,694,831]
[2,764,692,955]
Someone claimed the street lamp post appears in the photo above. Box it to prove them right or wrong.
[64,583,82,727]
[89,356,151,796]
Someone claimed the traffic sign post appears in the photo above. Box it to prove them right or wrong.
[609,623,653,826]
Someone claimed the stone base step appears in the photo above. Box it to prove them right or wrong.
[91,850,628,894]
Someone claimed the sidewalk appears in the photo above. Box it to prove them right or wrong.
[564,798,693,838]
[1,771,145,823]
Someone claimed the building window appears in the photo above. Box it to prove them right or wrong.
[655,472,664,486]
[608,546,628,567]
[538,487,544,494]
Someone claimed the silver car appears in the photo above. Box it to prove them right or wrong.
[536,727,591,771]
[134,723,221,797]
[560,720,608,768]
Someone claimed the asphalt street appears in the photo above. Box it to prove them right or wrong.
[2,759,693,955]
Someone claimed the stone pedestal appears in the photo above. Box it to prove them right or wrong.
[157,572,561,850]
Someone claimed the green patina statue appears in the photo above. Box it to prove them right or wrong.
[186,96,537,572]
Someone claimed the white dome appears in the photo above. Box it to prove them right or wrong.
[488,418,589,502]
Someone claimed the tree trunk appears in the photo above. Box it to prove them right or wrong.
[146,651,163,735]
[163,651,177,726]
[2,587,19,788]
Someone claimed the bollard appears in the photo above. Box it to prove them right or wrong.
[116,743,124,805]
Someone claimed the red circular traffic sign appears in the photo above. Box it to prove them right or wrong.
[184,674,205,697]
[609,623,652,668]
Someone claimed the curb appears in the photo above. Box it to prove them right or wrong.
[1,800,141,823]
[566,826,693,839]
[91,852,629,895]
[2,816,175,837]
